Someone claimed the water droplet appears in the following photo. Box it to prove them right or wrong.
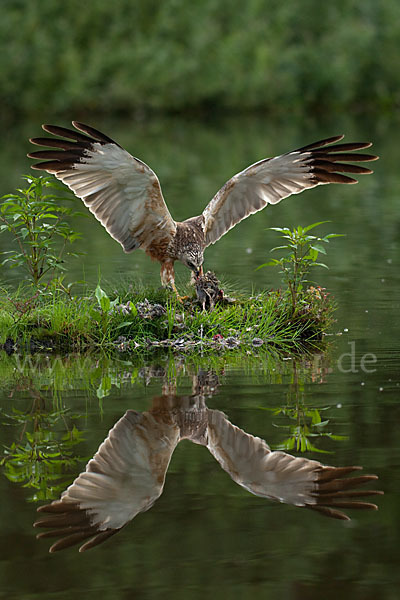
[365,310,368,313]
[379,387,383,392]
[336,403,342,408]
[361,382,365,386]
[246,248,253,254]
[344,328,349,332]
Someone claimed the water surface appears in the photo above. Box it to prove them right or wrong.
[0,114,399,598]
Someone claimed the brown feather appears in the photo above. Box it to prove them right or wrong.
[318,501,379,510]
[311,170,358,184]
[315,142,374,153]
[34,511,91,528]
[317,474,379,493]
[297,138,373,153]
[37,500,80,513]
[27,150,82,161]
[316,466,362,481]
[49,530,101,553]
[30,161,69,172]
[36,526,97,538]
[29,137,87,150]
[78,529,119,552]
[296,135,345,151]
[315,489,384,499]
[311,151,378,162]
[72,121,120,146]
[42,124,92,143]
[311,160,373,175]
[309,506,351,520]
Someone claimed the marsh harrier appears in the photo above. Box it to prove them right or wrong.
[29,123,377,294]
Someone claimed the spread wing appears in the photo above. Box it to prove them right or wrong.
[202,135,378,247]
[34,410,180,552]
[28,122,177,253]
[206,409,382,519]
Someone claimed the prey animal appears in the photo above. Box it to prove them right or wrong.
[28,123,378,297]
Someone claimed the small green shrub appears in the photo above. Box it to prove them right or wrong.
[258,222,343,313]
[0,175,84,291]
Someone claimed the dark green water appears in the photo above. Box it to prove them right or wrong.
[0,114,399,598]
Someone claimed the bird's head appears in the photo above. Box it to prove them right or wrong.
[182,251,204,279]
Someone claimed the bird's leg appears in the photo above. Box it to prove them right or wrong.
[171,281,188,303]
[160,261,187,303]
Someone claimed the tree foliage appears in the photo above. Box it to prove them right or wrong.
[1,0,398,117]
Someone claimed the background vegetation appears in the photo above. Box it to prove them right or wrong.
[1,0,398,119]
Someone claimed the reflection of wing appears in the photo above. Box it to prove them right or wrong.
[28,122,176,253]
[34,410,180,552]
[206,410,382,519]
[202,136,378,247]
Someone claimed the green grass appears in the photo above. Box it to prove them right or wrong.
[0,280,335,356]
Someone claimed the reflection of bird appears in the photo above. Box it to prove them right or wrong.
[34,375,382,552]
[28,123,377,295]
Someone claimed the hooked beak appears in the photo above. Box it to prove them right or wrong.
[195,265,204,279]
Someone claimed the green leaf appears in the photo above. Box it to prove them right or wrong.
[129,302,138,316]
[302,221,330,233]
[312,262,329,269]
[323,233,345,239]
[95,284,111,312]
[270,245,290,252]
[310,244,327,254]
[116,321,134,329]
[256,260,280,270]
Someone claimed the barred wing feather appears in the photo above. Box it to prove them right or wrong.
[34,410,180,552]
[202,135,378,247]
[206,409,382,519]
[28,122,177,253]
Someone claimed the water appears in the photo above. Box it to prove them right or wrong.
[0,114,399,598]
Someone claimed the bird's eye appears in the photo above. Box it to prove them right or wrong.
[187,262,195,269]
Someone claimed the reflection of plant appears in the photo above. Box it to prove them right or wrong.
[270,404,347,453]
[0,394,86,501]
[0,175,83,290]
[258,222,342,312]
[267,362,347,454]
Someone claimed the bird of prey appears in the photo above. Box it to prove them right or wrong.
[34,377,382,553]
[28,123,378,295]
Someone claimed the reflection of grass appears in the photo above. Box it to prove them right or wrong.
[0,395,87,501]
[0,279,335,355]
[0,350,331,405]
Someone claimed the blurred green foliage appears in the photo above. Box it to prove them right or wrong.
[1,0,398,118]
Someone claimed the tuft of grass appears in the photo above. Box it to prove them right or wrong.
[0,279,335,356]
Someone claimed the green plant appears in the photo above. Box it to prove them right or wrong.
[258,222,342,312]
[0,175,84,290]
